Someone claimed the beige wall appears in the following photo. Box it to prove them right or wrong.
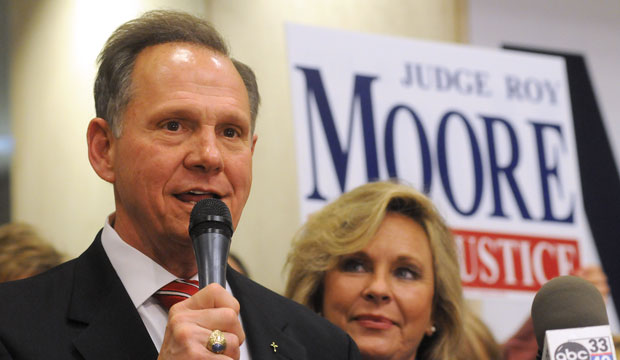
[9,0,466,293]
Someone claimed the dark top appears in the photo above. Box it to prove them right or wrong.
[0,231,360,360]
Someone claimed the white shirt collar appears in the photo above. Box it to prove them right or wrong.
[100,215,182,308]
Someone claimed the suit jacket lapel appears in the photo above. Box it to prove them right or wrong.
[68,233,158,360]
[228,269,308,360]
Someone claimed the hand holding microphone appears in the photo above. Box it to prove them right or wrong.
[159,199,243,359]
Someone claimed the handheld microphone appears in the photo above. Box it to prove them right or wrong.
[189,198,233,289]
[531,275,615,360]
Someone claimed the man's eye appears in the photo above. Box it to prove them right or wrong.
[223,128,238,138]
[165,121,180,131]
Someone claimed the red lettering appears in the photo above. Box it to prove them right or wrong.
[453,229,580,292]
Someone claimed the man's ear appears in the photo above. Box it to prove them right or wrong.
[251,133,258,154]
[87,118,116,183]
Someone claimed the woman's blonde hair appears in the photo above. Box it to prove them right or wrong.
[285,180,463,359]
[0,222,65,282]
[458,306,502,360]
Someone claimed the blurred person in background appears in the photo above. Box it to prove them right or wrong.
[0,222,65,282]
[285,180,464,360]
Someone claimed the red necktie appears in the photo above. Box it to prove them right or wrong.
[153,279,199,310]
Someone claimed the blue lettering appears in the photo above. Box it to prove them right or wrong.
[296,67,379,198]
[482,115,532,219]
[384,105,432,193]
[437,111,484,215]
[531,121,574,222]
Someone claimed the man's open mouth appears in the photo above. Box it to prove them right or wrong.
[174,190,222,204]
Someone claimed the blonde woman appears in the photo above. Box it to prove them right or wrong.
[285,181,464,360]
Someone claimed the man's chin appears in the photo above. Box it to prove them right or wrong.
[157,223,193,248]
[168,232,193,246]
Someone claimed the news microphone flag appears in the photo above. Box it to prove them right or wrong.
[540,325,616,360]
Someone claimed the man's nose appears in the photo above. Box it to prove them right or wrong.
[184,128,224,173]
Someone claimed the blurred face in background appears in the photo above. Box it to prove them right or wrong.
[322,212,435,360]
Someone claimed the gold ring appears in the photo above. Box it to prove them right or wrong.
[207,329,227,354]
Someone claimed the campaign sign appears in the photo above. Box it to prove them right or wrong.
[541,325,616,360]
[286,23,590,294]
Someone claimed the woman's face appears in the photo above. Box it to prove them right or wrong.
[322,212,435,360]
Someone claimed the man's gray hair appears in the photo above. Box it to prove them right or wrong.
[94,10,260,137]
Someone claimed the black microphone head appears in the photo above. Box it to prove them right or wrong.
[189,198,233,239]
[531,275,608,350]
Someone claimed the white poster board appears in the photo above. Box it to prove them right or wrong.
[286,23,595,340]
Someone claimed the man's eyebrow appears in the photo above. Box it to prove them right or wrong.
[156,107,202,119]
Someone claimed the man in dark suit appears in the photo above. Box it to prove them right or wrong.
[0,10,360,360]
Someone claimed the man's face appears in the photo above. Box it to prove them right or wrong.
[108,42,256,259]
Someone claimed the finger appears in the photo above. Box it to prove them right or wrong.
[167,306,246,345]
[205,329,241,360]
[159,319,210,358]
[181,283,241,314]
[160,315,243,359]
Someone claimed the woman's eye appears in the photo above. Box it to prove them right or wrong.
[395,267,418,280]
[341,258,366,273]
[165,121,181,131]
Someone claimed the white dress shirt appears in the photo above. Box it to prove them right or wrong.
[100,216,251,359]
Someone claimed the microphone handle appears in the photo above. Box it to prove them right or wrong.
[192,232,231,288]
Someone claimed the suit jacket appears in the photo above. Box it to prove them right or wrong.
[0,232,360,360]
